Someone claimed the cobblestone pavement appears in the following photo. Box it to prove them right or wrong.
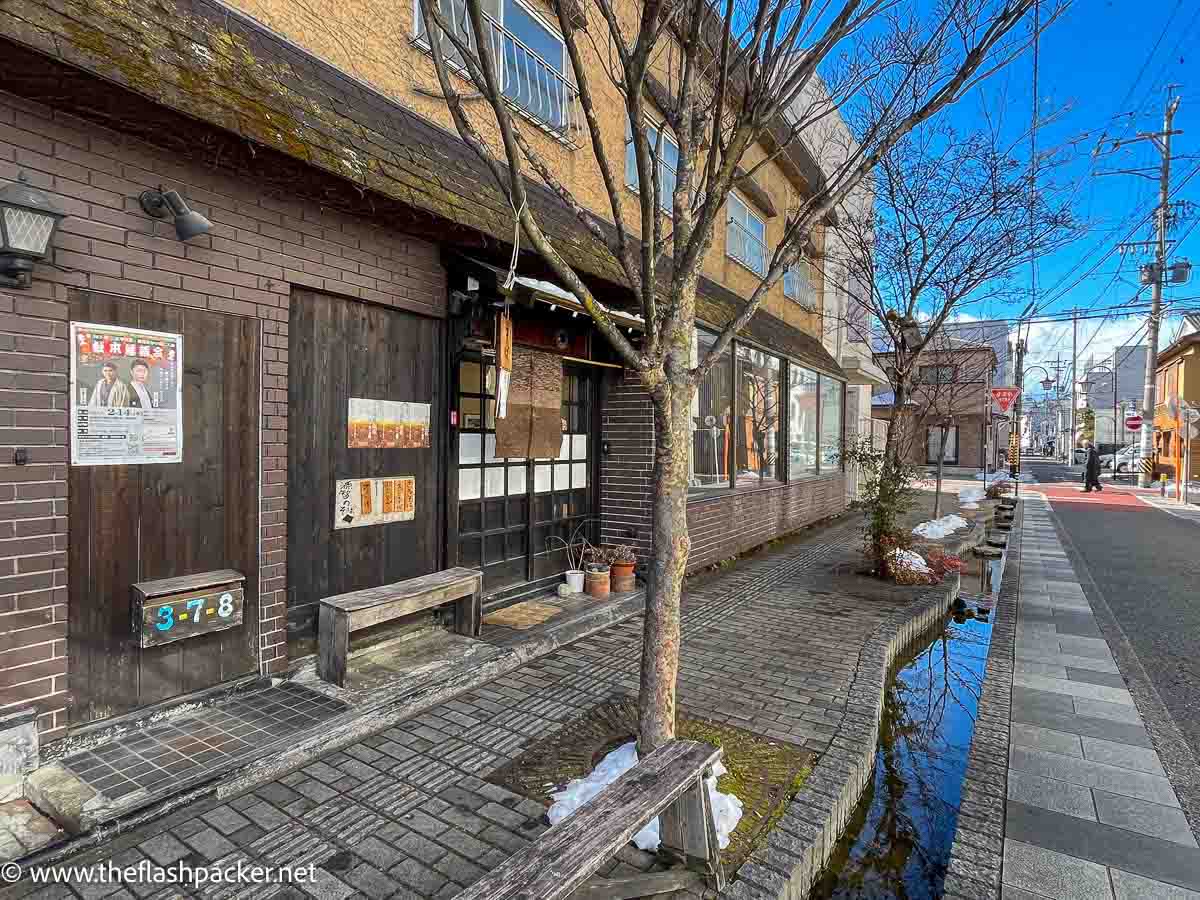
[1000,494,1200,899]
[8,518,919,900]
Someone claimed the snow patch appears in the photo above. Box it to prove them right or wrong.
[547,741,743,851]
[912,514,969,539]
[888,548,931,574]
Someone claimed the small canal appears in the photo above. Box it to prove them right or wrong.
[808,550,1002,899]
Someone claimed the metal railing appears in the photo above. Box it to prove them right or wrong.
[726,218,767,276]
[416,0,580,144]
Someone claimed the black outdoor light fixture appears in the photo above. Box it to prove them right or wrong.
[139,187,211,241]
[0,173,67,290]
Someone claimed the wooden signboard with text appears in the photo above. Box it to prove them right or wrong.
[132,569,245,649]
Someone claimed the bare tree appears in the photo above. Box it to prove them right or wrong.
[833,116,1075,564]
[417,0,1066,749]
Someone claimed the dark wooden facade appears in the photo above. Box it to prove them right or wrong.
[286,290,447,655]
[67,292,260,726]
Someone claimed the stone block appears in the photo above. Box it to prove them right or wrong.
[0,708,38,803]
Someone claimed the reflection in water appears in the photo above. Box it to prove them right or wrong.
[808,609,994,899]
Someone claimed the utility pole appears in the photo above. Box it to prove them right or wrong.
[1098,89,1184,485]
[1011,336,1027,489]
[1070,308,1078,464]
[1138,92,1181,485]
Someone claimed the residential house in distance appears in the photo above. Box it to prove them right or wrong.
[0,0,860,755]
[872,343,999,474]
[1080,344,1149,450]
[1153,333,1200,485]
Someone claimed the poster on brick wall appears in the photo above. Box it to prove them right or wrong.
[69,322,184,466]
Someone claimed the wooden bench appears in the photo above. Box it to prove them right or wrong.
[458,740,726,900]
[317,567,482,687]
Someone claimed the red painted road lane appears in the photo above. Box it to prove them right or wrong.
[1033,483,1149,509]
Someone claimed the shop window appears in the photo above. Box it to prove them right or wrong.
[736,345,782,484]
[819,376,845,472]
[690,329,732,491]
[788,365,819,477]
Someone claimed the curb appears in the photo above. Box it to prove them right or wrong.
[722,573,964,899]
[942,499,1023,899]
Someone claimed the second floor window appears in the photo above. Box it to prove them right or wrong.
[625,120,678,214]
[416,0,573,134]
[918,365,957,384]
[783,258,816,309]
[726,194,766,276]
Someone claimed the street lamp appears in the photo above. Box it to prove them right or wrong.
[1080,363,1118,453]
[0,173,66,289]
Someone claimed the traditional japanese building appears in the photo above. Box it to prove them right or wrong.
[0,0,857,746]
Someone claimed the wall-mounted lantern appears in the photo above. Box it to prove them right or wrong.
[0,173,66,290]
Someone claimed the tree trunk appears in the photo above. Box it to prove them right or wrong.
[639,375,693,752]
[933,424,946,518]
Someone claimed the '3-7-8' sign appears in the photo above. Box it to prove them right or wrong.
[134,584,245,648]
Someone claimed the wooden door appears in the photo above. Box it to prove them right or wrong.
[68,292,260,727]
[453,355,598,598]
[287,291,445,655]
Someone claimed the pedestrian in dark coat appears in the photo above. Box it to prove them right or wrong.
[1083,440,1103,492]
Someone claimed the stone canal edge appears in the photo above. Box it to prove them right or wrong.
[726,577,966,899]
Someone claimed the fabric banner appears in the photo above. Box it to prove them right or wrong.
[495,347,562,459]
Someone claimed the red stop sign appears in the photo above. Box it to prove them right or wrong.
[1125,415,1143,431]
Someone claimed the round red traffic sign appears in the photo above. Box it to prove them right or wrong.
[1125,415,1143,431]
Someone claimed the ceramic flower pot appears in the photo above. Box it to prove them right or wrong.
[565,569,585,593]
[584,564,610,598]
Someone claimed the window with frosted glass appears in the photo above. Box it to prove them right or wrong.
[819,376,844,472]
[690,329,732,491]
[736,345,782,484]
[788,365,818,477]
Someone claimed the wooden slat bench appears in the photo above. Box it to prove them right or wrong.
[458,739,726,900]
[317,567,482,687]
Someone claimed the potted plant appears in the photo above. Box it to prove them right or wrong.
[583,546,611,598]
[608,544,637,592]
[547,529,589,594]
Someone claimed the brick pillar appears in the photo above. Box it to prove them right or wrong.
[599,369,654,564]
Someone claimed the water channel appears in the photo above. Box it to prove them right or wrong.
[808,550,1002,899]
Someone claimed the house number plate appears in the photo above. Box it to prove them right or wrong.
[134,585,244,648]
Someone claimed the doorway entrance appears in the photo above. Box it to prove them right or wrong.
[67,292,260,727]
[287,290,446,656]
[453,356,598,601]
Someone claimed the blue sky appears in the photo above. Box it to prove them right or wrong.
[949,0,1199,395]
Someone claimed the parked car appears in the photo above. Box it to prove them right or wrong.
[1114,445,1146,474]
[1072,448,1089,465]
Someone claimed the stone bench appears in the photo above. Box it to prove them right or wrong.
[459,739,726,900]
[317,567,482,687]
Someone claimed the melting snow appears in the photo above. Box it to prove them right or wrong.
[912,514,970,539]
[547,741,743,851]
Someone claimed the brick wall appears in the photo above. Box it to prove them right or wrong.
[0,89,444,742]
[599,369,847,575]
[599,369,655,562]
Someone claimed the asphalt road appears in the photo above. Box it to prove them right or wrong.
[1022,457,1200,763]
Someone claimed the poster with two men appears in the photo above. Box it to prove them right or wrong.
[69,322,184,466]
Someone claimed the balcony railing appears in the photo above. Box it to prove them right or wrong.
[416,0,581,146]
[726,218,767,276]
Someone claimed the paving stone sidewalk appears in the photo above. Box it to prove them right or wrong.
[5,517,930,900]
[1000,495,1200,899]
